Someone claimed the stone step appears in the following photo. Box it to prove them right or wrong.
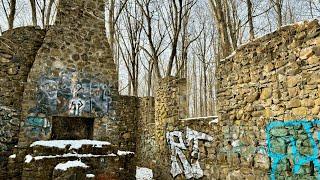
[29,140,117,156]
[22,154,134,180]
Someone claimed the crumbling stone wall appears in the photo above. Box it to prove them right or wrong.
[152,20,320,180]
[117,96,138,151]
[216,19,320,179]
[0,27,45,179]
[0,27,45,107]
[154,77,189,179]
[135,97,156,168]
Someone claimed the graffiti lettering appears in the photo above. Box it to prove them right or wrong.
[166,128,213,179]
[33,69,112,116]
[266,120,320,180]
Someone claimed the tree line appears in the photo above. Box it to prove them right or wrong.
[0,0,319,117]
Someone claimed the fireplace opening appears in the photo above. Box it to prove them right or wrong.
[51,116,94,140]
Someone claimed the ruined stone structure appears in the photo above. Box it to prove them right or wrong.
[0,0,319,179]
[217,20,320,179]
[0,27,45,178]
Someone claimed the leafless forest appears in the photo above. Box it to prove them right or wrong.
[1,0,319,117]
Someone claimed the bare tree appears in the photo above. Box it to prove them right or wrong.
[1,0,16,30]
[106,0,128,56]
[270,0,284,29]
[246,0,254,40]
[117,2,143,96]
[30,0,37,26]
[208,0,232,58]
[45,0,55,27]
[8,0,16,29]
[36,0,46,27]
[136,0,167,80]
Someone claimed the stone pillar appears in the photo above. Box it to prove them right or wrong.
[0,27,45,179]
[135,97,156,168]
[154,77,187,179]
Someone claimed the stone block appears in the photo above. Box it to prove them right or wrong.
[292,107,308,116]
[287,99,301,109]
[260,88,272,100]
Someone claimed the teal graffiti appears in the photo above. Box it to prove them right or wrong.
[25,116,51,135]
[26,116,46,127]
[266,120,320,180]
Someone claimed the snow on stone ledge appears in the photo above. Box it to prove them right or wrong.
[117,150,135,156]
[86,174,95,178]
[25,155,33,163]
[136,167,153,180]
[30,140,111,149]
[9,154,16,159]
[33,153,117,160]
[54,160,89,171]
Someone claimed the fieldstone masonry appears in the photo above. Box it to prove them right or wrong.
[217,19,320,179]
[0,0,319,179]
[0,27,45,178]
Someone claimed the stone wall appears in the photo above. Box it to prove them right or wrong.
[135,97,156,168]
[0,27,45,108]
[0,27,45,179]
[154,77,188,179]
[117,95,138,152]
[216,19,320,179]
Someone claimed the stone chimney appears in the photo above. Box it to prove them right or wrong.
[18,0,118,146]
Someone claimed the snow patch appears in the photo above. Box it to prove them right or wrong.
[30,140,111,149]
[33,153,117,160]
[54,160,88,171]
[25,155,33,163]
[86,174,95,178]
[9,154,16,159]
[136,167,153,180]
[221,51,236,62]
[117,150,135,156]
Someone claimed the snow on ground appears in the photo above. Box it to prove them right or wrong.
[30,140,111,149]
[136,167,153,180]
[25,155,33,163]
[54,160,89,171]
[86,174,95,178]
[9,154,16,159]
[117,150,135,156]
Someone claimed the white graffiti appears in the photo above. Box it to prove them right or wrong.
[69,98,85,116]
[166,127,213,179]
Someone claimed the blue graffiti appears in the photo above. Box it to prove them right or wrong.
[266,120,320,180]
[25,116,51,135]
[26,116,46,127]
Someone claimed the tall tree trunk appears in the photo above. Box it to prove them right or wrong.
[147,63,153,97]
[246,0,255,40]
[209,0,232,58]
[128,73,132,95]
[45,0,55,27]
[276,0,283,28]
[203,62,207,116]
[108,0,116,54]
[30,0,37,26]
[8,0,16,30]
[199,60,203,116]
[41,0,46,27]
[272,0,283,29]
